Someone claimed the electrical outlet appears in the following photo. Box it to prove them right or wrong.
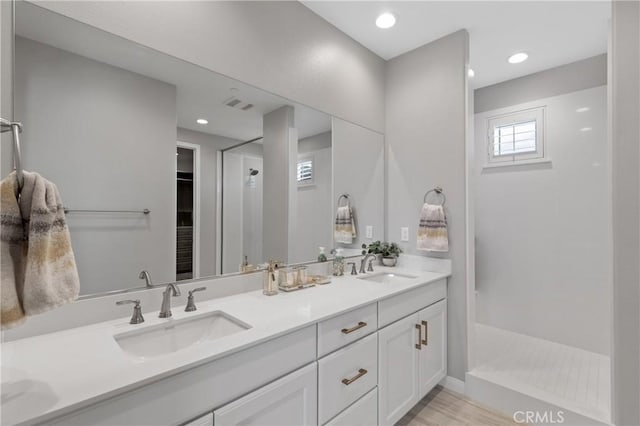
[366,226,373,239]
[401,227,409,241]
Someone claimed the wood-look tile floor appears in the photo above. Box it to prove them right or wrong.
[397,386,516,426]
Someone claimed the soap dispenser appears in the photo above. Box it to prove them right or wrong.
[263,260,280,296]
[317,246,327,262]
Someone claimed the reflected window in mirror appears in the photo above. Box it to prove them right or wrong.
[297,156,314,186]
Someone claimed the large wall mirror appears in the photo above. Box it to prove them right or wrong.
[13,2,385,296]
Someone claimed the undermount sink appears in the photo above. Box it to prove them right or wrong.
[114,311,250,358]
[359,272,417,284]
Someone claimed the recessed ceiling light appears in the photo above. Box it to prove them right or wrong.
[508,52,528,64]
[580,127,593,132]
[468,68,475,78]
[576,107,590,113]
[376,13,396,29]
[196,118,208,125]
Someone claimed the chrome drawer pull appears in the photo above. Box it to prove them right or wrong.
[341,368,368,385]
[415,324,422,350]
[341,321,367,334]
[421,320,428,345]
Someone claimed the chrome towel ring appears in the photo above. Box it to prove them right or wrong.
[423,187,446,206]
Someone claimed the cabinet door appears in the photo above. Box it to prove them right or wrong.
[418,300,447,398]
[214,363,317,426]
[378,313,421,426]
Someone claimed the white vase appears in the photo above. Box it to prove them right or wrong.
[381,256,397,267]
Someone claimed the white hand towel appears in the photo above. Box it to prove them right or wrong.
[417,203,449,252]
[1,171,80,329]
[334,205,356,244]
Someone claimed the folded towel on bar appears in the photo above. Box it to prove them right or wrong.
[1,172,26,328]
[417,203,449,252]
[1,171,80,329]
[334,205,357,244]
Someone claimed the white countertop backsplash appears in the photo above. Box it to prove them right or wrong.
[1,255,450,425]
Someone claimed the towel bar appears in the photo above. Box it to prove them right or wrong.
[63,208,151,215]
[1,117,24,191]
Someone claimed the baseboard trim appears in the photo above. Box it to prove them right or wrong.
[439,375,465,395]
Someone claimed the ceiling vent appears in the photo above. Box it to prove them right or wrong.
[224,96,254,111]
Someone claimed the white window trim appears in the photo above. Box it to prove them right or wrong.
[485,106,547,168]
[297,155,315,187]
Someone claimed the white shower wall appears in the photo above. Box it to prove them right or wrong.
[474,85,610,355]
[222,148,263,273]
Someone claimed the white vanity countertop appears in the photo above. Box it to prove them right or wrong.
[1,266,449,425]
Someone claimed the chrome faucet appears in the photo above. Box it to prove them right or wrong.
[159,283,181,318]
[139,270,153,288]
[360,253,377,274]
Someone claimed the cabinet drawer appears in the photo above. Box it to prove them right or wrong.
[378,279,446,328]
[318,303,377,357]
[325,387,377,426]
[318,332,377,424]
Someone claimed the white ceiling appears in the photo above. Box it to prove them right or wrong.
[16,2,331,141]
[302,1,610,88]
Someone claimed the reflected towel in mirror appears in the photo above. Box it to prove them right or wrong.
[334,205,356,244]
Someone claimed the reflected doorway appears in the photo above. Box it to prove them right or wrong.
[176,142,200,281]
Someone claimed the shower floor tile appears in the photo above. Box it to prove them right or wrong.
[472,324,610,424]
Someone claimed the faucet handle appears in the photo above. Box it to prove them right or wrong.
[367,258,375,272]
[188,287,207,297]
[116,299,144,324]
[116,299,141,306]
[185,287,207,312]
[347,262,358,275]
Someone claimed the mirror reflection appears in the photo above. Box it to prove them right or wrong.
[14,2,383,296]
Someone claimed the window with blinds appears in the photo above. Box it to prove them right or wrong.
[487,106,546,165]
[297,157,314,186]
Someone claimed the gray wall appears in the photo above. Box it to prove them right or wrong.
[30,0,385,134]
[475,54,607,113]
[15,36,177,295]
[293,131,333,263]
[386,30,469,381]
[611,1,640,424]
[332,118,385,250]
[1,1,13,176]
[263,106,295,263]
[177,127,240,277]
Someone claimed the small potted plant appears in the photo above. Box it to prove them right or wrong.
[362,241,403,267]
